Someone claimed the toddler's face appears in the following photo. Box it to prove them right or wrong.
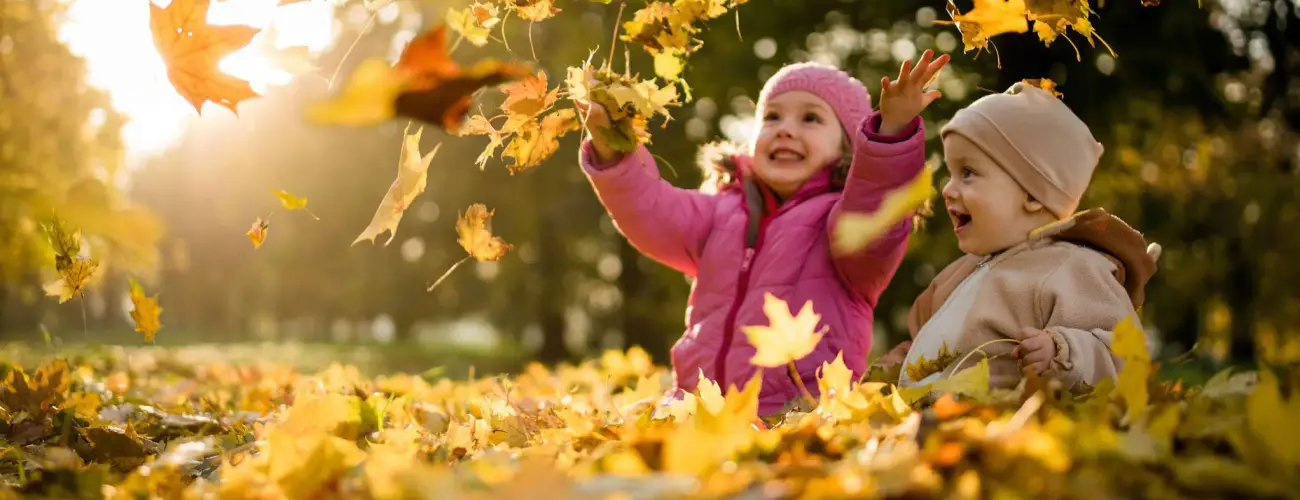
[941,134,1057,256]
[752,91,845,198]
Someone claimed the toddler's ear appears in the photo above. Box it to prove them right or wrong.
[1022,196,1047,214]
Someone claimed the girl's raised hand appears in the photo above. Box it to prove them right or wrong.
[878,49,951,135]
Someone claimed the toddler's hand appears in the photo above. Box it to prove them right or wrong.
[878,49,950,135]
[573,99,621,163]
[1011,327,1056,376]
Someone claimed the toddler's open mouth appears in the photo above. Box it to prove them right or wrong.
[948,207,972,231]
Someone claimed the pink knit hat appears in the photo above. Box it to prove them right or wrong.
[756,62,873,144]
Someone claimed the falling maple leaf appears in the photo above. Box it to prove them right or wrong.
[128,278,163,343]
[935,0,1030,54]
[392,24,532,131]
[832,163,935,255]
[247,217,270,249]
[310,24,530,130]
[447,4,501,47]
[274,190,320,220]
[500,70,560,131]
[509,0,561,22]
[354,125,441,246]
[150,0,262,114]
[1025,0,1115,59]
[456,203,511,261]
[41,217,98,304]
[253,22,317,77]
[741,293,825,368]
[502,108,580,173]
[1022,77,1063,97]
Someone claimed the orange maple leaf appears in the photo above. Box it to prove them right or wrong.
[150,0,262,114]
[392,24,532,131]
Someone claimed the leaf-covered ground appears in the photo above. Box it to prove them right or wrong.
[0,342,1295,500]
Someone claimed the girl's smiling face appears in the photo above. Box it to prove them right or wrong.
[941,134,1058,256]
[751,91,846,199]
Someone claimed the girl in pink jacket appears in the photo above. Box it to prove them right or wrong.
[576,51,949,415]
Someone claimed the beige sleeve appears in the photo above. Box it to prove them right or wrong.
[1036,249,1137,391]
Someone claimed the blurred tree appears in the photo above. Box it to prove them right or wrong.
[0,0,162,338]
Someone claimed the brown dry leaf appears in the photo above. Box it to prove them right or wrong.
[150,0,261,114]
[353,125,441,246]
[393,24,532,131]
[456,204,511,261]
[128,278,163,343]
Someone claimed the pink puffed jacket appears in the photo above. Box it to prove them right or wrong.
[580,113,927,415]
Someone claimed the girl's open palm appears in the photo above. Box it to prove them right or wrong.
[879,49,951,135]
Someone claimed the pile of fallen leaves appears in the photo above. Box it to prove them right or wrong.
[1,327,1295,499]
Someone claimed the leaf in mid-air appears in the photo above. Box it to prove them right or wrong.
[353,125,441,246]
[740,293,825,368]
[935,0,1030,54]
[247,217,269,249]
[455,203,511,261]
[149,0,262,114]
[274,190,320,220]
[310,24,530,131]
[832,163,934,256]
[128,278,163,343]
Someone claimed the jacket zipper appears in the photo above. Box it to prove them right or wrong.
[715,219,770,388]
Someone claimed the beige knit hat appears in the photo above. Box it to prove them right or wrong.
[939,82,1104,219]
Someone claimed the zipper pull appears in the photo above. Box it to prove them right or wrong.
[741,247,755,271]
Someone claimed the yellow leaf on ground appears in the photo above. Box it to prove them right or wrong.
[741,293,825,368]
[1112,314,1150,424]
[150,0,262,114]
[455,204,511,261]
[353,126,441,246]
[833,163,934,255]
[128,278,163,343]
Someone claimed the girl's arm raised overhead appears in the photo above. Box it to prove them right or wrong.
[828,50,950,305]
[577,102,718,277]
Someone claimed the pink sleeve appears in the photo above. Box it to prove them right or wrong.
[827,112,927,305]
[581,140,719,277]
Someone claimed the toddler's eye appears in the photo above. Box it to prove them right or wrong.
[763,112,780,121]
[962,167,976,179]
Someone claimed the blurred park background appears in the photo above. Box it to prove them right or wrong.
[1,0,1297,378]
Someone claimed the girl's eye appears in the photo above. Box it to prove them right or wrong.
[803,113,822,123]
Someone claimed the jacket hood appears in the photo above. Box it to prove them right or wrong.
[1028,208,1162,309]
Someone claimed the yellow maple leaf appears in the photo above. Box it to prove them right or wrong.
[354,125,441,246]
[128,278,163,343]
[274,190,320,220]
[1021,77,1063,97]
[1245,368,1300,468]
[936,0,1030,53]
[904,341,959,383]
[247,217,269,249]
[696,368,725,415]
[662,371,762,475]
[43,258,98,304]
[502,108,580,173]
[500,70,559,122]
[150,0,262,114]
[817,351,870,419]
[1024,0,1116,60]
[456,203,511,261]
[741,292,825,368]
[511,0,560,22]
[1112,314,1150,424]
[447,3,500,47]
[832,163,935,256]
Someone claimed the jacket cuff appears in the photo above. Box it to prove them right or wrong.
[579,139,630,172]
[862,113,921,144]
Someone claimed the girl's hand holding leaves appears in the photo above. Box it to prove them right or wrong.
[878,49,951,135]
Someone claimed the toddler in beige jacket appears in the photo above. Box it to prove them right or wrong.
[881,82,1161,392]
